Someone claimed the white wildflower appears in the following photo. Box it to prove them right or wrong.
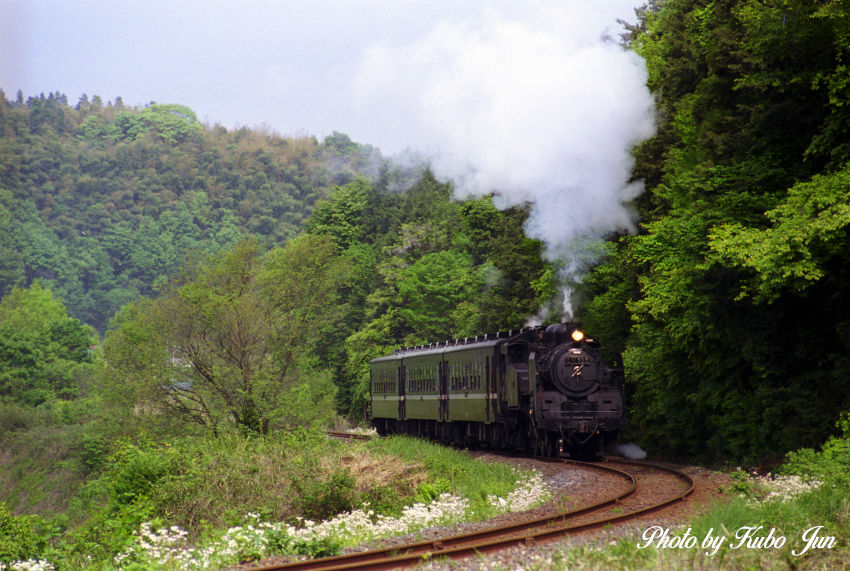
[115,494,471,569]
[738,471,822,505]
[345,426,378,437]
[0,561,55,571]
[488,471,551,513]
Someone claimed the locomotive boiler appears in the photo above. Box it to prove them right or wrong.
[368,322,625,457]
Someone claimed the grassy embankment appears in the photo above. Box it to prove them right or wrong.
[0,427,549,569]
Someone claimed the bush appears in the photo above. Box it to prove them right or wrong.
[358,485,405,517]
[0,504,50,564]
[365,436,536,519]
[415,477,451,503]
[782,412,850,487]
[66,501,155,563]
[0,402,33,433]
[63,439,179,561]
[106,439,180,506]
[77,433,107,472]
[295,469,357,520]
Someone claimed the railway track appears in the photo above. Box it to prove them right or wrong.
[250,454,694,571]
[325,430,373,442]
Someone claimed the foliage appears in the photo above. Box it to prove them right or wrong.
[0,283,95,404]
[102,237,348,434]
[366,436,536,519]
[64,430,355,562]
[538,422,850,570]
[293,469,357,521]
[0,504,51,565]
[53,428,541,567]
[87,433,543,569]
[3,89,560,420]
[782,412,850,488]
[308,174,557,418]
[0,92,380,331]
[708,165,850,303]
[0,390,126,522]
[578,0,850,460]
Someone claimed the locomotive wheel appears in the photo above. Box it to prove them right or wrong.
[572,433,603,460]
[603,429,620,455]
[373,418,387,437]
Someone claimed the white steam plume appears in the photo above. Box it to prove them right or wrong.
[616,442,647,460]
[349,2,654,302]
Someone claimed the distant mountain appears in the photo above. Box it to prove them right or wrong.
[0,91,381,331]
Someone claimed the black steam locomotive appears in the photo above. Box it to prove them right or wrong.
[368,322,625,457]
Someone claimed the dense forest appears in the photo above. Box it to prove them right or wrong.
[2,0,850,460]
[0,85,560,568]
[577,0,850,460]
[0,91,384,331]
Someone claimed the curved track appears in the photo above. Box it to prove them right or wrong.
[251,454,693,571]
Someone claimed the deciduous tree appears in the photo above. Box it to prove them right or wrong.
[103,237,348,434]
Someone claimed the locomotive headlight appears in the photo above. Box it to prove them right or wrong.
[570,329,585,343]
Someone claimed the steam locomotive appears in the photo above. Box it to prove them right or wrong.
[368,323,625,457]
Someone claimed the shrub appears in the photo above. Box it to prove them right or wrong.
[0,504,50,564]
[295,469,357,520]
[77,433,106,472]
[106,440,179,506]
[782,412,850,487]
[415,477,451,503]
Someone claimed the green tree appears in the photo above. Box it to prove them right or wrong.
[578,0,850,460]
[708,165,850,303]
[0,191,25,295]
[0,282,95,404]
[307,177,373,249]
[102,237,349,434]
[396,249,485,341]
[1,91,343,332]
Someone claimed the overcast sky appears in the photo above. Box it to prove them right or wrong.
[2,0,653,268]
[2,1,644,146]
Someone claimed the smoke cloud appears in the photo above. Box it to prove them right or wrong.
[349,2,654,291]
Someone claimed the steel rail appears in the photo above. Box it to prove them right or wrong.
[325,431,373,441]
[249,459,637,571]
[335,459,695,571]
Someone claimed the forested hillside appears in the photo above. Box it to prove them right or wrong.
[305,174,557,415]
[4,1,850,568]
[0,89,562,568]
[0,91,379,331]
[578,0,850,461]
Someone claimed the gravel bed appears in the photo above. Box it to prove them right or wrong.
[423,461,734,570]
[242,454,732,570]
